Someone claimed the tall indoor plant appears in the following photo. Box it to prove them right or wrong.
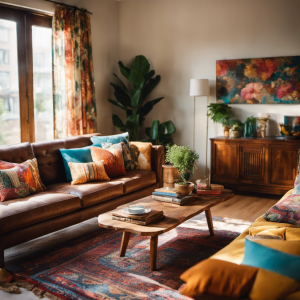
[108,55,164,141]
[165,145,199,195]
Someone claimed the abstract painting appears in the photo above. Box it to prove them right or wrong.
[216,56,300,104]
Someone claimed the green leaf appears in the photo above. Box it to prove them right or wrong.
[128,55,150,86]
[150,120,159,140]
[112,114,127,132]
[145,127,151,138]
[125,114,140,131]
[130,88,141,108]
[140,97,164,116]
[110,82,131,107]
[118,61,130,79]
[108,99,126,110]
[113,73,128,92]
[144,70,155,83]
[164,120,176,135]
[140,75,161,103]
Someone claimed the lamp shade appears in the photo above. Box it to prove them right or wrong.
[190,79,209,96]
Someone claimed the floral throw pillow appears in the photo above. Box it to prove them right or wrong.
[0,158,45,193]
[129,142,152,170]
[263,194,300,226]
[68,161,110,185]
[0,166,31,201]
[91,144,126,178]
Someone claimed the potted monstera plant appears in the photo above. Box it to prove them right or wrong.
[165,145,199,196]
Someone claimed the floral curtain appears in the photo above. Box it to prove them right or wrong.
[53,4,97,139]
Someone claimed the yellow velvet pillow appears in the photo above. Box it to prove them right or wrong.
[180,258,258,298]
[68,161,110,185]
[285,228,300,241]
[129,142,152,170]
[249,226,286,239]
[249,269,300,300]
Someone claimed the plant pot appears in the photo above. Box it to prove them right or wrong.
[224,126,230,137]
[229,130,242,138]
[175,182,195,196]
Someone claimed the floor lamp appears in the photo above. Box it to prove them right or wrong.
[190,79,210,184]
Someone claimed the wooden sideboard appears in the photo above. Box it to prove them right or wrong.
[210,137,300,195]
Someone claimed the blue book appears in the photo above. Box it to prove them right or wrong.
[152,191,178,197]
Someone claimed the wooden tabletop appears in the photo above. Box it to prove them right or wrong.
[98,190,234,236]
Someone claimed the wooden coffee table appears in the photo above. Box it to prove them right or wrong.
[98,189,234,271]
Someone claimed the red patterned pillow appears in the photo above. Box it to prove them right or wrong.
[263,194,300,226]
[0,166,30,201]
[91,144,126,178]
[0,158,45,193]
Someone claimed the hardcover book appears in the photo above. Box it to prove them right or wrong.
[112,209,164,222]
[196,190,222,195]
[152,194,196,205]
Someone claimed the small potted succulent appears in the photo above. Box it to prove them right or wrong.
[228,120,244,138]
[165,145,199,196]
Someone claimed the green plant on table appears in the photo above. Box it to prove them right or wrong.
[246,116,257,125]
[228,119,244,132]
[165,145,199,185]
[144,120,176,147]
[108,55,164,141]
[207,103,231,127]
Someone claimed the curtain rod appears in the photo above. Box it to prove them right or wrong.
[44,0,92,14]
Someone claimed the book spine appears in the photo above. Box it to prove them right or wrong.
[112,216,146,225]
[152,195,182,203]
[152,191,178,197]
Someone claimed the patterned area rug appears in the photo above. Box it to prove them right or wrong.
[6,227,239,300]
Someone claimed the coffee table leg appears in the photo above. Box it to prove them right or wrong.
[205,209,214,236]
[150,235,158,271]
[120,232,131,257]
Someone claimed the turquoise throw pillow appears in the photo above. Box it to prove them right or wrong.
[242,238,300,283]
[60,146,93,182]
[91,132,129,149]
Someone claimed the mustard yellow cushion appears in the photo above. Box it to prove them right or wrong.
[249,269,300,300]
[68,161,110,185]
[249,226,286,239]
[285,228,300,241]
[180,258,258,298]
[285,290,300,300]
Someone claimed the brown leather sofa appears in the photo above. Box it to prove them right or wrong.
[0,133,165,269]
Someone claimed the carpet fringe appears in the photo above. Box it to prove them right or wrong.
[0,277,64,300]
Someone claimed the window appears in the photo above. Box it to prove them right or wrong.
[0,49,9,65]
[0,26,8,42]
[0,6,52,145]
[0,71,9,89]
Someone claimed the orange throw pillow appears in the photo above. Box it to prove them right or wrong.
[180,259,258,298]
[91,144,126,178]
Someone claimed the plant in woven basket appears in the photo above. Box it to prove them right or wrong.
[165,145,199,185]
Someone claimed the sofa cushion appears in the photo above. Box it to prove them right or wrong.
[0,192,81,235]
[111,170,157,194]
[47,181,124,207]
[32,133,100,185]
[91,132,129,149]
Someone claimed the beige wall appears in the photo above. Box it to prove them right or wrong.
[1,0,118,136]
[117,0,300,179]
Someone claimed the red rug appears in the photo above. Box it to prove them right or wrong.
[7,227,239,300]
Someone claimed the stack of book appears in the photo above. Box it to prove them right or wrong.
[112,209,164,225]
[196,184,224,196]
[152,187,196,205]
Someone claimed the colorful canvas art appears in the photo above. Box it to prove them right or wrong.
[216,56,300,104]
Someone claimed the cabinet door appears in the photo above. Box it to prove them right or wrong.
[239,144,266,184]
[270,145,299,186]
[211,141,239,183]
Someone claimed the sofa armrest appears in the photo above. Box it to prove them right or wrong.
[151,145,165,187]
